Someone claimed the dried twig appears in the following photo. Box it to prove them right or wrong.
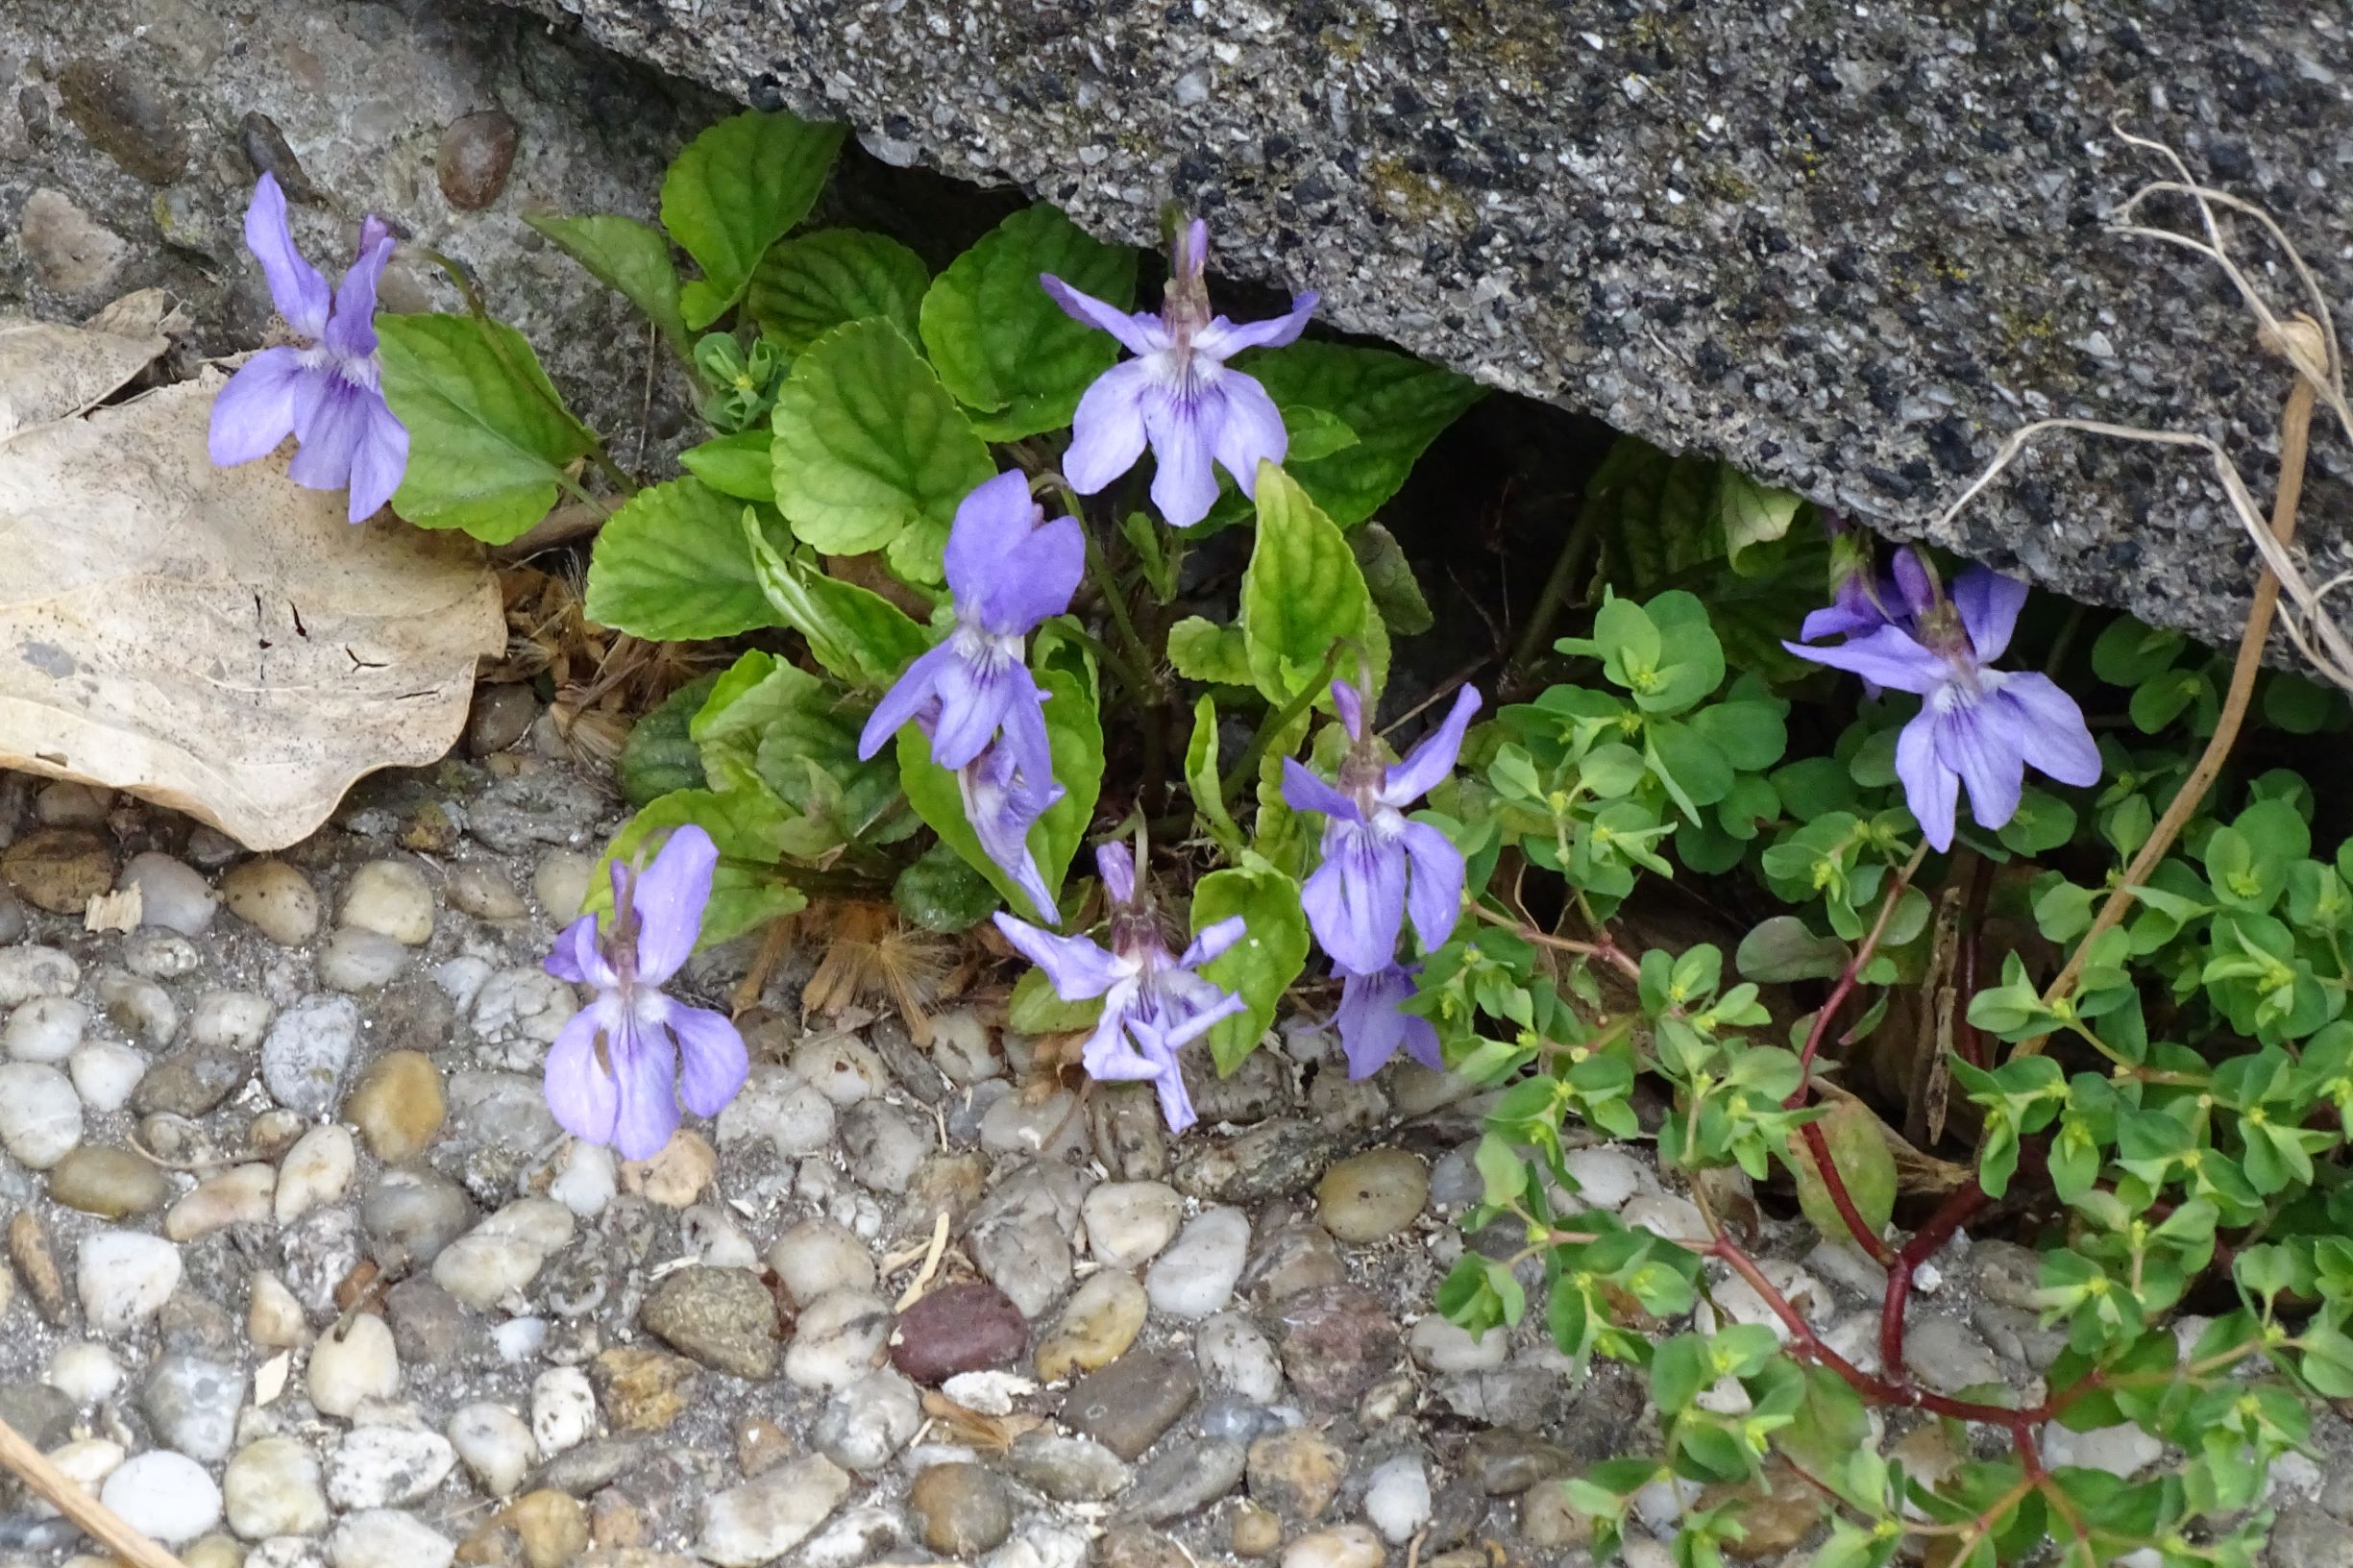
[0,1415,187,1568]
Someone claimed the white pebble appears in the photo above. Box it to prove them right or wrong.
[95,970,178,1044]
[261,995,359,1115]
[2040,1421,2162,1478]
[307,1314,401,1418]
[340,861,435,945]
[0,946,79,1008]
[78,1232,183,1334]
[494,1318,549,1362]
[767,1217,879,1304]
[66,1041,147,1112]
[1082,1182,1183,1269]
[165,1164,275,1241]
[123,852,217,936]
[1561,1145,1646,1211]
[223,1435,330,1538]
[532,851,595,919]
[1145,1207,1250,1319]
[40,1437,125,1512]
[317,928,409,992]
[0,1062,82,1168]
[550,1141,617,1217]
[1408,1312,1509,1374]
[46,1341,123,1405]
[101,1452,221,1543]
[121,930,203,979]
[277,1125,357,1225]
[790,1034,890,1105]
[329,1508,454,1568]
[448,1403,534,1498]
[783,1288,893,1392]
[1363,1455,1434,1543]
[192,990,275,1050]
[531,1366,597,1454]
[326,1427,457,1510]
[6,997,86,1063]
[717,1067,835,1160]
[1197,1312,1284,1402]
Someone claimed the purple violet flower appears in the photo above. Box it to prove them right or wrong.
[1785,565,2100,852]
[1334,963,1443,1078]
[993,843,1247,1134]
[1282,680,1483,975]
[208,173,410,524]
[541,824,748,1161]
[1802,547,1936,644]
[960,736,1063,922]
[1042,217,1317,528]
[859,470,1083,789]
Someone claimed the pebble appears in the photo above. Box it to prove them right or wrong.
[262,996,359,1115]
[1232,1501,1283,1557]
[341,862,435,946]
[0,1383,72,1450]
[0,1062,82,1167]
[909,1461,1014,1556]
[318,927,409,992]
[328,1426,458,1509]
[891,1281,1027,1384]
[194,990,275,1049]
[1562,1145,1647,1211]
[68,1041,147,1110]
[697,1455,851,1567]
[791,1034,891,1105]
[980,1087,1091,1159]
[531,1367,598,1455]
[363,1166,476,1268]
[438,110,520,209]
[224,1436,331,1538]
[1035,1270,1146,1383]
[447,866,527,919]
[622,1130,717,1208]
[123,930,203,980]
[47,1341,124,1405]
[248,1272,309,1349]
[5,826,114,911]
[551,1141,617,1216]
[345,1050,447,1161]
[0,888,20,944]
[1248,1429,1348,1520]
[641,1266,780,1380]
[7,997,86,1062]
[96,969,179,1044]
[1316,1147,1430,1241]
[715,1068,835,1161]
[1364,1455,1434,1542]
[222,860,322,944]
[1007,1431,1131,1503]
[532,852,596,919]
[165,1164,276,1240]
[1198,1312,1284,1402]
[309,1314,401,1417]
[331,1509,455,1568]
[1282,1526,1385,1568]
[1409,1313,1509,1374]
[784,1287,892,1391]
[143,1354,243,1460]
[2040,1420,2163,1478]
[135,1043,252,1117]
[1121,1437,1247,1525]
[432,1198,573,1308]
[102,1451,222,1544]
[470,968,579,1057]
[810,1370,921,1472]
[48,1145,167,1217]
[0,946,78,1007]
[1903,1315,2004,1395]
[123,852,220,935]
[44,1435,126,1507]
[450,1403,536,1498]
[1062,1347,1198,1460]
[277,1125,357,1224]
[1147,1206,1250,1319]
[1272,1285,1405,1411]
[592,1345,699,1432]
[78,1229,182,1332]
[840,1100,927,1193]
[1082,1181,1183,1269]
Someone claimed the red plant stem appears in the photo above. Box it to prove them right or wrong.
[1880,1184,1993,1372]
[1788,845,1929,1098]
[1802,1120,1897,1266]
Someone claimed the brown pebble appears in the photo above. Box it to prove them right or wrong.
[502,1489,590,1568]
[734,1417,793,1478]
[2,827,114,914]
[9,1211,68,1324]
[238,110,321,203]
[890,1280,1028,1384]
[1230,1500,1283,1557]
[438,110,519,209]
[588,1491,645,1549]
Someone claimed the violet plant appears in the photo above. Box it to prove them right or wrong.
[202,103,2353,1567]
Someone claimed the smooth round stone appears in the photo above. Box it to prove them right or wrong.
[790,1035,890,1106]
[1315,1148,1430,1243]
[1146,1206,1250,1320]
[1363,1456,1434,1543]
[642,1265,780,1380]
[330,1508,455,1568]
[362,1167,475,1269]
[890,1281,1026,1384]
[445,866,526,920]
[1083,1181,1183,1269]
[502,1489,588,1568]
[47,1341,123,1405]
[449,1402,535,1497]
[550,1140,616,1217]
[276,1125,356,1225]
[1408,1312,1509,1374]
[1006,1432,1132,1504]
[309,1313,400,1417]
[96,970,179,1045]
[45,1435,126,1504]
[470,969,578,1053]
[908,1461,1013,1556]
[532,851,595,919]
[143,1354,244,1460]
[840,1101,926,1194]
[766,1217,878,1306]
[124,852,218,936]
[344,1050,446,1161]
[433,1199,572,1310]
[224,1436,330,1539]
[623,1128,717,1209]
[67,1041,147,1112]
[318,928,409,992]
[0,945,78,1007]
[784,1288,892,1392]
[1561,1145,1646,1211]
[327,1426,458,1510]
[1198,1311,1284,1403]
[164,1164,275,1240]
[530,1368,596,1456]
[122,930,204,980]
[1281,1525,1385,1568]
[221,860,321,945]
[1903,1315,2004,1395]
[192,989,274,1050]
[36,781,111,825]
[810,1369,921,1472]
[1035,1270,1146,1384]
[980,1087,1089,1159]
[248,1272,309,1350]
[261,996,359,1116]
[7,997,86,1063]
[102,1451,222,1543]
[438,110,519,209]
[341,861,435,945]
[48,1145,167,1217]
[0,1062,81,1168]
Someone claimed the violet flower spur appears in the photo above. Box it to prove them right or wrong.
[541,824,748,1161]
[1334,963,1444,1078]
[1042,217,1317,528]
[208,173,410,524]
[857,470,1083,787]
[1785,565,2100,853]
[959,737,1063,922]
[993,843,1247,1135]
[1282,679,1483,976]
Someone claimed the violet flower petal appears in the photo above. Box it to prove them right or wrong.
[243,173,331,339]
[1040,275,1166,358]
[1890,549,1937,620]
[1179,915,1248,970]
[993,914,1128,1000]
[545,914,616,990]
[1063,360,1154,496]
[284,377,368,493]
[206,347,311,466]
[1894,716,1958,851]
[669,1002,749,1117]
[1935,693,2025,833]
[1782,626,1949,696]
[543,1003,622,1146]
[944,472,1086,634]
[1207,374,1287,496]
[323,215,392,362]
[608,1014,684,1161]
[961,743,1061,921]
[1143,391,1222,527]
[1998,673,2102,786]
[1383,684,1483,805]
[1094,842,1137,905]
[1301,825,1406,975]
[345,397,411,523]
[1951,566,2028,662]
[1280,758,1360,823]
[1192,293,1319,356]
[858,640,959,760]
[930,651,1022,772]
[1335,965,1442,1077]
[1158,987,1247,1052]
[1330,678,1368,745]
[1399,820,1466,955]
[629,824,719,987]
